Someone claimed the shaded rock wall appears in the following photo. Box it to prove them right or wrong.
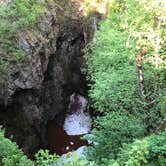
[0,1,90,156]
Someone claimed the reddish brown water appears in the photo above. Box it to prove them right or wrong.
[47,119,89,155]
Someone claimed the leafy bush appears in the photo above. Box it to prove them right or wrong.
[35,150,95,166]
[111,131,166,166]
[0,129,34,166]
[0,0,52,32]
[56,152,95,166]
[84,0,166,130]
[35,149,60,166]
[86,111,146,164]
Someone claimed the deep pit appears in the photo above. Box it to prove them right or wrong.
[0,21,91,157]
[47,93,92,155]
[0,0,94,157]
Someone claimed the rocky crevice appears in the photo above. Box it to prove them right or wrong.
[0,2,90,157]
[40,25,88,148]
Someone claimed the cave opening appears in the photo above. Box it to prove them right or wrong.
[43,28,91,155]
[0,20,92,158]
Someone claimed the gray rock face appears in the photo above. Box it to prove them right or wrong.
[0,2,89,156]
[0,7,58,104]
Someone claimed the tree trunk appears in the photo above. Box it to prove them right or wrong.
[136,50,146,98]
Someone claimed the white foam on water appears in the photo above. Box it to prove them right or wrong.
[63,93,92,136]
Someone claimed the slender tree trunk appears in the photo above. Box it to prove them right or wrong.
[136,50,146,98]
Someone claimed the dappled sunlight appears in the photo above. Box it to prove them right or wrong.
[0,0,8,4]
[83,0,113,16]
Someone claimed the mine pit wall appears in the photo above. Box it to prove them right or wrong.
[0,1,91,157]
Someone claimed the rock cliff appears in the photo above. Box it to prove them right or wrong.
[0,0,90,156]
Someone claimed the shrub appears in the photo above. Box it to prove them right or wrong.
[35,150,96,166]
[0,129,34,166]
[35,149,60,166]
[84,0,166,131]
[111,131,166,166]
[86,111,146,164]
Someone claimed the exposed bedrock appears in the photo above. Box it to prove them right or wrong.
[0,3,90,156]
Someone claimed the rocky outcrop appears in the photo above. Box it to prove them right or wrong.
[0,4,58,103]
[0,1,90,156]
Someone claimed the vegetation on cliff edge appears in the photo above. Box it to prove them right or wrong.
[0,0,53,84]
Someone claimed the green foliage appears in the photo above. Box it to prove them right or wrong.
[35,149,60,166]
[0,128,34,166]
[35,150,95,166]
[84,4,135,113]
[83,1,166,165]
[56,152,95,166]
[86,111,146,164]
[111,131,166,166]
[84,0,166,129]
[0,0,52,32]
